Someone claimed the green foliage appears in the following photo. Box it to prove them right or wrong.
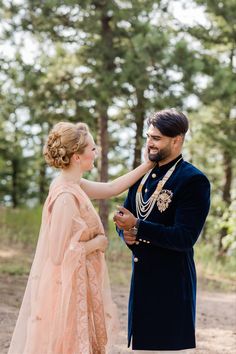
[0,89,34,206]
[0,206,42,246]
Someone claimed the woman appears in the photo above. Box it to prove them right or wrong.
[8,121,153,354]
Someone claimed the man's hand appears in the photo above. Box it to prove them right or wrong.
[113,206,137,231]
[123,229,137,245]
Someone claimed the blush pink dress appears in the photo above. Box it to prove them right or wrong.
[8,181,118,354]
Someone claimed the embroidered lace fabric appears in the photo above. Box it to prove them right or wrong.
[8,182,118,354]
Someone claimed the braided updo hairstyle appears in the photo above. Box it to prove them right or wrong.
[43,122,89,169]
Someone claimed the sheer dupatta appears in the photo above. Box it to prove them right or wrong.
[8,183,118,354]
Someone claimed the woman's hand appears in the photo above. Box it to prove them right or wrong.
[95,234,108,252]
[143,145,155,168]
[143,145,149,162]
[81,234,108,255]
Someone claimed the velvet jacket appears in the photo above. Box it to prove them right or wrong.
[117,155,210,351]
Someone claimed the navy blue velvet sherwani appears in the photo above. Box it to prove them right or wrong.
[117,155,210,351]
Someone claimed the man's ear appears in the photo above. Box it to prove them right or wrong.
[173,135,183,146]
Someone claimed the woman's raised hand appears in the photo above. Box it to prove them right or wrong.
[143,145,155,169]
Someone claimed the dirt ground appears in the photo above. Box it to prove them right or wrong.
[1,275,236,354]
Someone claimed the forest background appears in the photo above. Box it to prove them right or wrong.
[0,0,235,288]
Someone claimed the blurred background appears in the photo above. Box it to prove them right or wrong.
[0,0,235,289]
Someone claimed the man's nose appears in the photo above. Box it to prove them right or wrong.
[147,139,154,147]
[147,135,155,143]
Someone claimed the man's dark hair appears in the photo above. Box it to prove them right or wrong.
[147,109,189,137]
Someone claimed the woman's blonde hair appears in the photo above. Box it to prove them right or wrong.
[43,122,89,169]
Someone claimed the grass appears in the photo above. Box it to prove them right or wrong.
[106,220,132,286]
[0,206,235,290]
[0,206,42,247]
[195,242,236,292]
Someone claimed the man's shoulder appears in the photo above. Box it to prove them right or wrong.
[179,160,210,184]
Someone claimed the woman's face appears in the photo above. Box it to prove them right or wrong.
[78,133,97,172]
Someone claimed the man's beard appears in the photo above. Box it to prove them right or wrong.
[148,147,171,163]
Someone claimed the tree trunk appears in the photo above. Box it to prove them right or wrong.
[39,136,47,204]
[218,49,234,255]
[133,90,146,169]
[222,151,232,205]
[218,150,232,254]
[96,4,115,235]
[11,158,19,208]
[97,112,109,235]
[200,223,207,241]
[39,161,47,204]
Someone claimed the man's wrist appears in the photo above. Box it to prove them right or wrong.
[129,218,140,236]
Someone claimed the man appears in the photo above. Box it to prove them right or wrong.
[114,109,211,353]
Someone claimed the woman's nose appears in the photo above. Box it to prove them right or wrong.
[95,146,101,157]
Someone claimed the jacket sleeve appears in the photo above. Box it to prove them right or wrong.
[116,191,132,242]
[137,174,211,252]
[116,188,137,251]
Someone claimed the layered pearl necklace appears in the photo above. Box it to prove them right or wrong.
[135,157,183,220]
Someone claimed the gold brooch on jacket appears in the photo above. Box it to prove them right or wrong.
[156,189,173,212]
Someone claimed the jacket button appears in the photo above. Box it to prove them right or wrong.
[134,257,139,263]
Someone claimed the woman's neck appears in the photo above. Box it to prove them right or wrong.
[60,165,83,184]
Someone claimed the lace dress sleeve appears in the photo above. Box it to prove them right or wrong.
[48,192,85,265]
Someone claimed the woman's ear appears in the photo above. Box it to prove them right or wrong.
[72,153,80,162]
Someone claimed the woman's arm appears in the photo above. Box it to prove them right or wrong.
[49,194,109,263]
[82,234,108,255]
[80,160,154,199]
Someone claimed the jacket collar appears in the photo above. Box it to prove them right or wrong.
[153,154,183,174]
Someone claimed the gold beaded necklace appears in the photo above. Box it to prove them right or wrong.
[135,157,182,220]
